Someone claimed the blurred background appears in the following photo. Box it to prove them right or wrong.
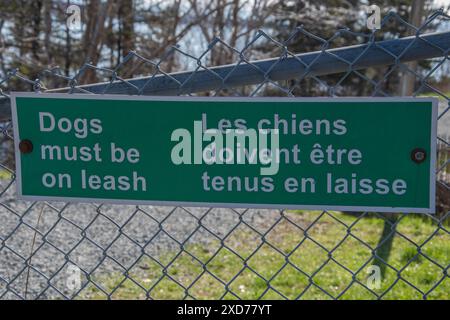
[0,0,449,94]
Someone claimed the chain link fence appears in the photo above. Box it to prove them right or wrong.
[0,10,449,300]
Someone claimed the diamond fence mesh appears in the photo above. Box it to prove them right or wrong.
[0,10,449,300]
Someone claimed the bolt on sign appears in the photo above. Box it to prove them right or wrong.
[11,93,438,213]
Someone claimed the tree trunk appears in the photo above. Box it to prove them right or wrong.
[399,0,426,96]
[81,0,113,84]
[120,0,134,57]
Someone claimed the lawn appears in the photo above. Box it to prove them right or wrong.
[79,211,449,300]
[0,170,12,180]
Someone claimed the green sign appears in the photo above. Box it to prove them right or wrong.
[11,93,437,213]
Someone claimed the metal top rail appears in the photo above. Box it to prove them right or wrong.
[0,31,449,122]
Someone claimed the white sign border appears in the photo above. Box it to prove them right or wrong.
[10,92,438,214]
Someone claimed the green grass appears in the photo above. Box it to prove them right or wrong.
[0,169,12,180]
[78,211,449,300]
[418,91,450,98]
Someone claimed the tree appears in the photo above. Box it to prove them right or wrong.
[254,0,435,97]
[399,0,426,96]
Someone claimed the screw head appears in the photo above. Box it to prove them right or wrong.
[19,139,33,154]
[411,148,426,164]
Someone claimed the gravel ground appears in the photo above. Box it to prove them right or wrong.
[0,179,282,299]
